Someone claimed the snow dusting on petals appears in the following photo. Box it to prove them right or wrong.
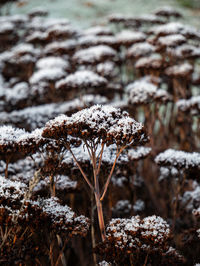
[155,149,200,169]
[42,105,148,146]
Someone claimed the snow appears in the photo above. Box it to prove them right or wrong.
[157,34,186,47]
[151,22,185,36]
[155,89,172,102]
[133,199,145,212]
[4,82,30,105]
[0,126,27,146]
[127,79,158,104]
[55,175,77,191]
[83,26,113,36]
[127,42,155,58]
[28,7,48,17]
[27,197,90,233]
[56,70,107,89]
[116,30,146,44]
[0,95,108,130]
[30,68,66,84]
[6,14,28,25]
[12,43,40,56]
[182,185,200,212]
[135,54,162,69]
[112,200,132,214]
[170,44,200,59]
[0,21,14,33]
[96,61,117,78]
[98,261,112,266]
[78,35,117,48]
[0,175,27,200]
[151,22,200,39]
[155,149,200,169]
[176,96,200,115]
[193,207,200,217]
[73,45,117,64]
[158,166,179,182]
[106,215,170,248]
[32,173,78,193]
[0,187,89,234]
[165,63,193,77]
[36,56,70,71]
[128,146,151,160]
[46,24,78,38]
[0,125,46,154]
[36,197,74,222]
[111,175,127,187]
[26,31,48,43]
[154,6,182,17]
[43,104,145,146]
[44,40,77,54]
[141,215,170,243]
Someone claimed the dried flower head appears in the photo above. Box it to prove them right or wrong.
[96,215,183,265]
[42,104,147,146]
[155,149,200,169]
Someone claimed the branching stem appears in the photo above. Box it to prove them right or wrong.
[100,145,126,201]
[67,146,94,191]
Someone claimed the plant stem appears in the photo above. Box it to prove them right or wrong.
[91,191,97,265]
[56,235,67,266]
[68,146,94,191]
[92,149,106,242]
[5,156,11,178]
[100,146,125,201]
[50,175,56,197]
[96,142,105,176]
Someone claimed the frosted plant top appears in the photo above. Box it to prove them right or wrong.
[155,149,200,169]
[42,104,148,146]
[106,215,170,247]
[0,125,47,154]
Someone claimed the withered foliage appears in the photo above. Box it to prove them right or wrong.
[0,4,199,266]
[42,104,148,146]
[96,215,185,265]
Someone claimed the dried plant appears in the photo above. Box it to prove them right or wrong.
[96,215,185,265]
[42,105,148,241]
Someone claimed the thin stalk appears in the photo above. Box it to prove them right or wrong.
[49,175,56,197]
[68,146,94,191]
[172,172,186,230]
[55,238,69,266]
[49,241,54,266]
[100,146,126,201]
[56,235,67,266]
[84,140,92,160]
[92,149,106,242]
[5,156,11,178]
[91,191,97,265]
[96,142,105,176]
[143,252,149,266]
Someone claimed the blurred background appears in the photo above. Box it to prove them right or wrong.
[1,0,200,28]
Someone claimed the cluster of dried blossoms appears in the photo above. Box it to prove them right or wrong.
[0,4,199,266]
[0,176,89,264]
[42,104,148,241]
[97,215,185,265]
